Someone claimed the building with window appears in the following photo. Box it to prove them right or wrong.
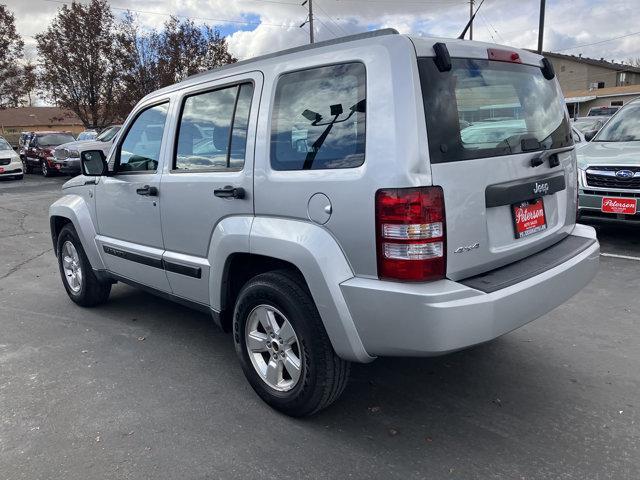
[564,84,640,117]
[0,107,84,147]
[541,51,640,92]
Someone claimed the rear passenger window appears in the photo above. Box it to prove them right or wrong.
[175,83,253,171]
[270,63,366,171]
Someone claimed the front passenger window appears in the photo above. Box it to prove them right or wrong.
[117,103,169,172]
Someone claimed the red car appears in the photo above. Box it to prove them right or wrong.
[23,131,76,177]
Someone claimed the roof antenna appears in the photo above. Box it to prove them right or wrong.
[458,0,486,40]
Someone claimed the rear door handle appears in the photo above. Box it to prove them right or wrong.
[136,185,158,196]
[214,185,245,199]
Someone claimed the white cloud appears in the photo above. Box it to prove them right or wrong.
[6,0,640,63]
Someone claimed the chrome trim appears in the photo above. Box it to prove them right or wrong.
[585,168,640,178]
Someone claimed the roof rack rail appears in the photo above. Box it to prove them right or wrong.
[187,28,399,81]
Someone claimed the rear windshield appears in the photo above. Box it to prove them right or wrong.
[418,57,572,163]
[588,107,618,116]
[593,103,640,142]
[37,133,75,146]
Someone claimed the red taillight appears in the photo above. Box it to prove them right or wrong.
[375,186,446,282]
[487,48,522,63]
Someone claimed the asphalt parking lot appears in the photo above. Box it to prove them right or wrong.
[1,175,639,479]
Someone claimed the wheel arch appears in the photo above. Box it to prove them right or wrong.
[49,195,104,270]
[212,216,373,363]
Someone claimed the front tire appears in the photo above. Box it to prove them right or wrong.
[234,271,350,417]
[56,224,111,307]
[23,159,32,174]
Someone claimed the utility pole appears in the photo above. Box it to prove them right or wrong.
[469,0,473,40]
[537,0,546,54]
[301,0,314,44]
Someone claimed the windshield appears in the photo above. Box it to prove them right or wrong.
[37,133,75,146]
[418,57,571,163]
[97,126,121,142]
[77,131,98,141]
[0,138,12,150]
[593,104,640,142]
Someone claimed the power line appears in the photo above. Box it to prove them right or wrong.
[555,30,640,52]
[315,0,350,36]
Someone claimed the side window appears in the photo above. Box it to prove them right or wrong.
[117,103,169,173]
[270,62,366,171]
[175,83,254,171]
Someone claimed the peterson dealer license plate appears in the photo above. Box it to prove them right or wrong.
[601,197,637,214]
[512,198,547,239]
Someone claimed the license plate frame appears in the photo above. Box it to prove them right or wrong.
[601,197,637,214]
[512,198,547,239]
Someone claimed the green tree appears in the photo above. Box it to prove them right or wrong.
[0,5,25,108]
[36,0,126,127]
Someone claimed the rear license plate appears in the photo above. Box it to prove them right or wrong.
[601,197,637,214]
[512,198,547,239]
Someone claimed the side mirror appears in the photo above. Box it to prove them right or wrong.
[584,130,597,142]
[81,150,107,176]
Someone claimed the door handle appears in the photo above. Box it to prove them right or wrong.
[136,185,158,196]
[214,185,245,199]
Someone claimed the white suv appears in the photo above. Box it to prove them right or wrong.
[50,30,599,416]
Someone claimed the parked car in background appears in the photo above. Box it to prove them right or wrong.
[0,136,23,180]
[23,131,76,177]
[50,30,599,416]
[578,99,640,223]
[587,106,619,117]
[76,129,98,141]
[53,125,122,175]
[573,116,607,141]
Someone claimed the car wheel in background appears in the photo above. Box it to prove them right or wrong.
[41,160,53,177]
[22,159,32,174]
[56,224,111,307]
[233,270,350,417]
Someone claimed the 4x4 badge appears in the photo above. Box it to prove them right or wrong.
[454,243,480,254]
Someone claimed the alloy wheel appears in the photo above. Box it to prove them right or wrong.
[62,240,83,293]
[245,304,303,392]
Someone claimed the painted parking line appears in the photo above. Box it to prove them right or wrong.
[600,252,640,262]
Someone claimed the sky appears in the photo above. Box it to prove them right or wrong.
[5,0,640,65]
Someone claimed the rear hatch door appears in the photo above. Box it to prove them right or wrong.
[416,45,577,280]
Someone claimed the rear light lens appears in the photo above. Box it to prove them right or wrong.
[487,48,522,63]
[375,186,446,282]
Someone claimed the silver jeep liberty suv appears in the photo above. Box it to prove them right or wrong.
[50,29,599,416]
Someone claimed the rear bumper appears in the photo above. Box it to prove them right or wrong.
[341,224,599,357]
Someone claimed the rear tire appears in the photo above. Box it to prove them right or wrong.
[233,270,350,417]
[41,160,53,177]
[56,224,111,307]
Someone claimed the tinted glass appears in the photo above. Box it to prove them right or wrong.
[175,83,253,171]
[0,138,11,150]
[37,133,76,146]
[588,107,618,116]
[270,63,366,171]
[230,84,253,169]
[117,103,169,172]
[594,104,640,142]
[418,58,572,163]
